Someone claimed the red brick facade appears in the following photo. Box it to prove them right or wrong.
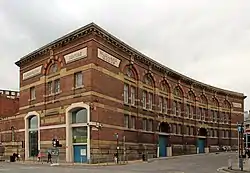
[0,23,245,162]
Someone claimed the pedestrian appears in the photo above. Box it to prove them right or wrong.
[47,152,52,163]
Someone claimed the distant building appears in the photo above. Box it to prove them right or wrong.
[0,23,246,163]
[0,89,19,119]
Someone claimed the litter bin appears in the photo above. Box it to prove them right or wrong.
[10,156,15,162]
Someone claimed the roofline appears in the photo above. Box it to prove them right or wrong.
[15,22,245,98]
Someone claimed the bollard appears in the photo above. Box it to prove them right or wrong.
[228,156,232,170]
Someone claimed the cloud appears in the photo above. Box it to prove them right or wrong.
[0,0,250,109]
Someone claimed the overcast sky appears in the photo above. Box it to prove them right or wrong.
[0,0,249,110]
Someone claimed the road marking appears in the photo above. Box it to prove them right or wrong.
[20,166,41,169]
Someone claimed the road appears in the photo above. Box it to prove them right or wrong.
[0,152,236,173]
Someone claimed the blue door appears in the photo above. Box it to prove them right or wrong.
[73,145,87,163]
[159,135,167,157]
[197,138,205,153]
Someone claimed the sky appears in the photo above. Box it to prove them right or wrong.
[0,0,250,110]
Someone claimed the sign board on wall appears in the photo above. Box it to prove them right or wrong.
[232,102,242,108]
[23,66,42,80]
[80,149,86,156]
[64,47,87,64]
[97,48,121,67]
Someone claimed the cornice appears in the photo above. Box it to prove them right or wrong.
[15,22,245,99]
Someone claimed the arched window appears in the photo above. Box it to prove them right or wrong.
[72,108,88,124]
[211,98,219,122]
[143,74,154,87]
[186,91,195,119]
[29,116,38,129]
[48,62,59,74]
[28,115,38,157]
[160,80,169,93]
[173,87,183,116]
[173,87,182,97]
[199,94,208,121]
[125,67,135,79]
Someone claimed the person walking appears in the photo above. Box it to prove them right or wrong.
[47,151,52,164]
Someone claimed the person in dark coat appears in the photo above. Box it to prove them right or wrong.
[47,152,52,163]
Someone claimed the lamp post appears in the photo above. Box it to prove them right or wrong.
[114,133,119,164]
[237,122,244,171]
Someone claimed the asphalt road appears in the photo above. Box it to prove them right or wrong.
[0,152,237,173]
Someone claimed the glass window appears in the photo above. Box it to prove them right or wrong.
[72,127,87,143]
[131,116,136,129]
[147,119,153,131]
[124,84,129,104]
[49,63,58,74]
[186,104,190,117]
[28,116,38,129]
[124,115,129,128]
[72,108,87,124]
[173,101,177,115]
[190,106,194,119]
[202,109,206,121]
[48,81,53,94]
[54,79,60,93]
[159,97,163,113]
[131,86,135,106]
[74,72,83,88]
[163,98,168,113]
[142,119,147,131]
[190,127,194,135]
[29,131,38,157]
[30,87,35,100]
[177,102,181,116]
[142,91,147,109]
[148,93,153,110]
[177,124,181,134]
[172,124,177,133]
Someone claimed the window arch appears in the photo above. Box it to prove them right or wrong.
[45,60,61,75]
[143,73,154,87]
[124,65,138,80]
[212,97,219,107]
[187,91,195,102]
[28,116,38,129]
[71,108,88,124]
[200,94,208,105]
[173,86,183,97]
[160,80,170,93]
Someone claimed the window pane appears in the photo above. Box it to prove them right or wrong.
[143,119,147,130]
[131,86,135,106]
[72,127,87,143]
[142,91,147,109]
[131,116,136,129]
[29,131,38,157]
[48,82,53,94]
[159,97,163,113]
[124,84,129,104]
[75,72,83,87]
[72,108,87,124]
[148,93,153,110]
[29,116,38,129]
[54,79,60,93]
[124,115,129,128]
[30,87,35,100]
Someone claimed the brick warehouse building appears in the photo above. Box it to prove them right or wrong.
[1,23,246,163]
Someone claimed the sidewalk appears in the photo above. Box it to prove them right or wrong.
[218,162,250,173]
[9,159,144,167]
